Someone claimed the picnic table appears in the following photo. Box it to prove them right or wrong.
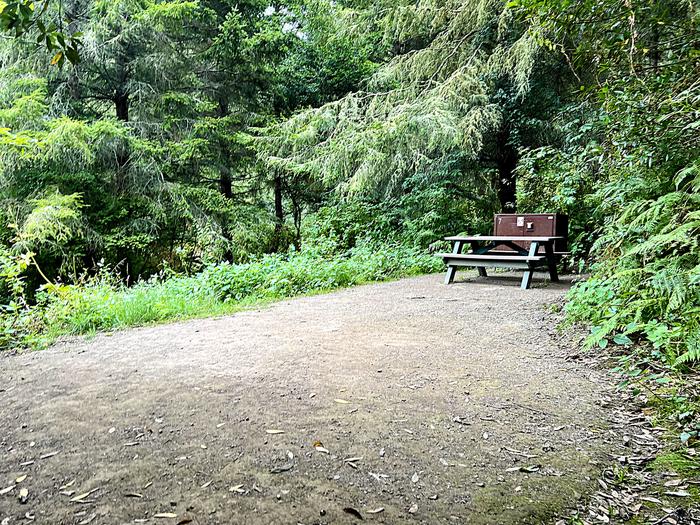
[436,235,563,289]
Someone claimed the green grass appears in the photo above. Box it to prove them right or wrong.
[27,244,442,345]
[42,277,234,338]
[650,451,700,476]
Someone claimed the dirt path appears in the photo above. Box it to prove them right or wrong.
[1,274,618,524]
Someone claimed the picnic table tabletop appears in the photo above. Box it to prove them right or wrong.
[439,233,563,289]
[445,235,563,242]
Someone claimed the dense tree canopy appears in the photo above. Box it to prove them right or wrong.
[263,0,571,211]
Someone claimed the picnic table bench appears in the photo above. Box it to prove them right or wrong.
[435,235,564,289]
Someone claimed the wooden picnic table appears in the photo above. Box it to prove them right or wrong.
[436,235,563,289]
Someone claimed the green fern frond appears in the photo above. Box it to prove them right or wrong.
[675,328,700,365]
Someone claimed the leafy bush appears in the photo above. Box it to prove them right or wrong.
[0,245,36,349]
[521,74,700,367]
[203,243,441,303]
[565,167,700,366]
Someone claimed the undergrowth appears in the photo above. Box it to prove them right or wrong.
[3,243,442,349]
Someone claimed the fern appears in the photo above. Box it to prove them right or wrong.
[676,327,700,366]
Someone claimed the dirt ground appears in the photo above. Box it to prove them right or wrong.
[1,273,623,524]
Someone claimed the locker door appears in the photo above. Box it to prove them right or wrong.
[524,214,555,236]
[494,215,525,252]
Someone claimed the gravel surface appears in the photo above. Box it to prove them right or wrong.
[1,273,619,524]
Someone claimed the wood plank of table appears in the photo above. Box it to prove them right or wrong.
[435,254,546,261]
[444,235,563,242]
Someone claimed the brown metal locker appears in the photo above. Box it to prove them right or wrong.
[493,213,568,253]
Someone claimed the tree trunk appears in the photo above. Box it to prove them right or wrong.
[494,124,518,213]
[216,97,235,199]
[272,174,285,251]
[115,89,129,122]
[113,88,130,182]
[219,166,233,198]
[291,192,302,250]
[497,156,517,213]
[495,134,518,213]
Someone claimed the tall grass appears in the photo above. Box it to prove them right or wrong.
[33,244,441,342]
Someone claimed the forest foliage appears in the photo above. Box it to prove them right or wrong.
[0,0,698,375]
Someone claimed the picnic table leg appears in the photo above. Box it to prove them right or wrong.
[444,240,464,284]
[520,241,539,290]
[544,241,559,282]
[469,241,488,277]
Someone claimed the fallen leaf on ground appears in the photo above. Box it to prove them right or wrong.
[154,513,178,518]
[15,475,27,483]
[366,508,384,514]
[229,484,245,493]
[39,451,59,459]
[411,473,419,483]
[314,441,330,454]
[200,481,212,489]
[369,472,389,482]
[408,503,418,514]
[266,429,285,434]
[665,490,690,497]
[0,486,14,495]
[78,513,96,524]
[506,464,540,473]
[343,507,363,520]
[70,488,100,502]
[18,488,28,504]
[270,463,294,474]
[503,447,538,459]
[334,399,350,404]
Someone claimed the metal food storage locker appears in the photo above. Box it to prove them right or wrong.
[493,213,568,253]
